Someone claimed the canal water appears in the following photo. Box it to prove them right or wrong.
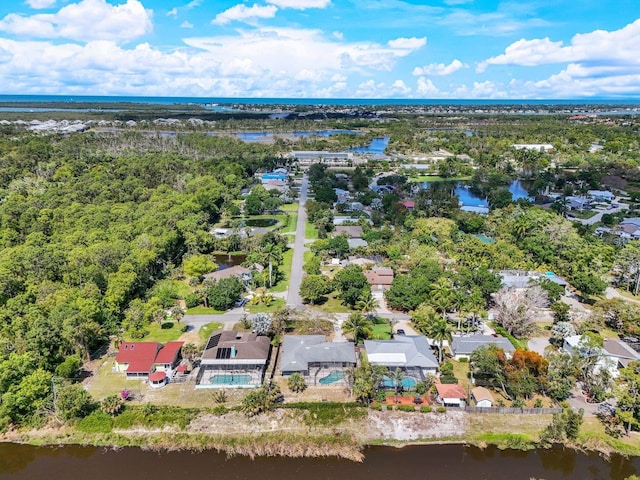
[0,443,638,480]
[420,180,531,207]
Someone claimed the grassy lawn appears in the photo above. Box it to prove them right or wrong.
[198,321,224,343]
[370,322,392,340]
[579,417,640,456]
[317,294,353,314]
[612,288,640,302]
[303,250,314,262]
[270,248,293,293]
[570,209,598,220]
[283,213,298,234]
[280,202,299,212]
[407,174,472,183]
[305,221,318,240]
[123,322,184,343]
[246,297,286,314]
[185,306,225,315]
[450,359,470,392]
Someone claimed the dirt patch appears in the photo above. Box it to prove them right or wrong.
[363,410,468,442]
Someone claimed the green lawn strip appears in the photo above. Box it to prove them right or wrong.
[407,175,473,183]
[451,359,470,392]
[186,306,225,315]
[569,209,598,220]
[303,250,314,262]
[317,294,353,314]
[305,221,318,240]
[370,323,392,340]
[491,323,528,350]
[246,297,286,314]
[198,322,224,342]
[283,213,298,233]
[280,203,299,212]
[270,248,293,293]
[123,322,183,342]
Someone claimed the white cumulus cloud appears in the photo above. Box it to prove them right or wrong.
[0,0,152,42]
[413,59,465,76]
[25,0,57,8]
[212,4,277,25]
[416,77,439,96]
[387,36,426,50]
[266,0,331,9]
[180,21,193,28]
[478,18,640,73]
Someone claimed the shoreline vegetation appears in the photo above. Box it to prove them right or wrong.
[3,407,640,461]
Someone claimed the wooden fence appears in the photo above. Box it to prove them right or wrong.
[465,406,563,414]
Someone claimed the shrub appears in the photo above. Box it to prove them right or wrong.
[212,390,228,404]
[437,406,446,413]
[511,398,525,408]
[386,405,393,410]
[287,372,307,393]
[420,406,433,413]
[458,357,468,363]
[397,405,415,412]
[56,384,95,421]
[160,322,174,330]
[370,404,382,411]
[55,355,82,379]
[100,395,123,416]
[533,398,543,408]
[185,293,201,309]
[211,405,229,416]
[76,411,113,433]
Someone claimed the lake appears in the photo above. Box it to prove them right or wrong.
[0,443,637,480]
[420,180,531,207]
[213,253,246,270]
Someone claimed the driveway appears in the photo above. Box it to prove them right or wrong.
[528,337,550,355]
[568,197,628,226]
[286,174,309,308]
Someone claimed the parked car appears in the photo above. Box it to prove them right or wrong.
[396,329,406,335]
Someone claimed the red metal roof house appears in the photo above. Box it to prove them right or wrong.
[115,341,184,378]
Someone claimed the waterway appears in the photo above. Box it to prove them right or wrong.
[0,443,638,479]
[420,180,531,207]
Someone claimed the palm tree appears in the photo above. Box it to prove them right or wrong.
[430,278,454,319]
[429,317,453,363]
[259,243,283,287]
[357,295,378,316]
[411,304,439,336]
[389,367,405,404]
[170,305,184,325]
[342,313,372,345]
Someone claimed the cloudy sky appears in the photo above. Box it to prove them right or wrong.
[0,0,639,99]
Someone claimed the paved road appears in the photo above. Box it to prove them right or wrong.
[606,287,640,305]
[287,174,309,308]
[568,198,628,226]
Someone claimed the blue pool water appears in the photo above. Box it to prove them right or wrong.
[210,374,252,385]
[382,376,417,388]
[318,371,346,385]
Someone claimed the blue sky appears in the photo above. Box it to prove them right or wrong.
[0,0,639,99]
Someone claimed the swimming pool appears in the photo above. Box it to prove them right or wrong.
[210,374,252,386]
[382,376,417,389]
[318,371,346,385]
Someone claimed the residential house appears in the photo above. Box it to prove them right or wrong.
[512,144,554,152]
[203,265,253,286]
[364,335,439,384]
[471,386,494,407]
[450,335,515,360]
[588,190,615,202]
[563,335,618,377]
[333,225,364,238]
[280,335,356,386]
[461,205,490,215]
[114,341,184,379]
[401,200,415,210]
[196,330,271,389]
[603,339,640,368]
[290,150,354,166]
[566,196,592,210]
[364,267,394,296]
[435,383,467,407]
[498,270,568,292]
[347,238,368,249]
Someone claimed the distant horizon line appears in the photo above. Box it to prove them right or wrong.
[1,94,640,106]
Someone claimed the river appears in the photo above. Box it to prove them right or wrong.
[0,443,638,479]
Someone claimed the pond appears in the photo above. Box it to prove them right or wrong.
[420,180,531,207]
[245,218,278,227]
[213,253,246,270]
[349,136,390,155]
[1,443,638,480]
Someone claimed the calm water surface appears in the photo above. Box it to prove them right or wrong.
[0,443,638,480]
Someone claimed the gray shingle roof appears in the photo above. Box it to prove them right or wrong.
[280,336,356,372]
[364,335,438,369]
[450,335,515,356]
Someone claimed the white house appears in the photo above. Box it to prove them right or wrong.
[588,190,615,202]
[435,383,467,407]
[471,386,494,408]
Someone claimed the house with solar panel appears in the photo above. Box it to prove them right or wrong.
[195,330,271,388]
[280,336,356,386]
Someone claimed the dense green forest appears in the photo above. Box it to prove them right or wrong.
[0,130,281,428]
